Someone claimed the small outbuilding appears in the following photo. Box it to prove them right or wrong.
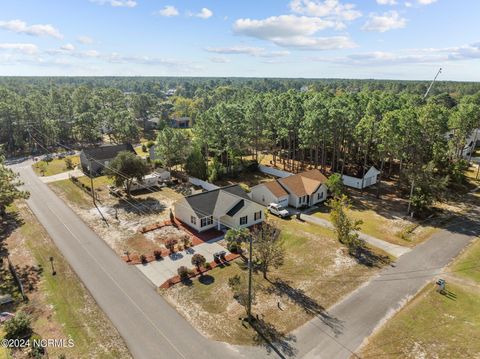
[341,166,380,189]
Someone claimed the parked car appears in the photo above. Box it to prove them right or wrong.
[267,203,290,218]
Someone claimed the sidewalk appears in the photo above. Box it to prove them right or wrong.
[299,213,411,257]
[39,168,85,183]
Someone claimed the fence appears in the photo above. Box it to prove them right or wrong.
[258,164,293,178]
[188,177,219,191]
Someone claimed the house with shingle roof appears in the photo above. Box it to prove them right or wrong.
[80,143,136,176]
[251,169,329,209]
[250,181,290,207]
[173,184,265,232]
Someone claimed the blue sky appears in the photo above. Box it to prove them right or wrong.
[0,0,479,80]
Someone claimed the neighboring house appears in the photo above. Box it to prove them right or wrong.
[80,143,136,176]
[445,128,479,157]
[277,169,329,208]
[169,117,191,128]
[250,181,290,207]
[173,184,265,232]
[341,166,380,189]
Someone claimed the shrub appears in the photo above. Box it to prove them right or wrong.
[177,266,189,280]
[30,334,45,358]
[146,140,155,149]
[153,250,162,260]
[182,235,191,248]
[165,238,178,253]
[4,311,32,339]
[64,157,74,170]
[140,254,148,264]
[205,262,212,270]
[227,242,239,253]
[191,253,206,271]
[141,144,147,153]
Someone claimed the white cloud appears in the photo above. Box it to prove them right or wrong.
[157,6,179,17]
[60,43,75,51]
[90,0,137,7]
[289,0,362,21]
[77,35,94,44]
[376,0,397,5]
[206,45,264,55]
[190,8,213,19]
[0,19,63,39]
[311,43,480,65]
[233,15,356,50]
[362,11,406,32]
[205,46,291,58]
[0,43,38,54]
[209,57,231,63]
[417,0,437,4]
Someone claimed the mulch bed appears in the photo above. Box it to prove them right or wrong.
[159,253,241,289]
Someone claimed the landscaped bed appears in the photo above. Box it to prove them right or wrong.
[161,217,388,348]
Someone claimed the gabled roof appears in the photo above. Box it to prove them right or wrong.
[81,144,135,161]
[278,169,328,197]
[182,184,252,219]
[263,181,289,198]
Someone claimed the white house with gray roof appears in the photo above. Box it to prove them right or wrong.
[173,184,265,232]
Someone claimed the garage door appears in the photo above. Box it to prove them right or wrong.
[278,198,289,206]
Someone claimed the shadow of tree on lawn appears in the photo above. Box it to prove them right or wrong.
[267,279,344,337]
[251,317,297,359]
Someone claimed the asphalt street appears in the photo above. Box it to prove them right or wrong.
[12,160,479,359]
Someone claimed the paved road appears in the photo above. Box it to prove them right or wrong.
[14,162,254,359]
[12,160,479,359]
[294,209,480,359]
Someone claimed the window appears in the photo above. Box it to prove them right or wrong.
[254,211,262,221]
[201,216,213,227]
[318,192,324,200]
[240,216,248,225]
[190,216,196,225]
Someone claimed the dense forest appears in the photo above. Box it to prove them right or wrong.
[1,76,480,214]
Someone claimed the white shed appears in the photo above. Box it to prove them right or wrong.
[341,166,380,189]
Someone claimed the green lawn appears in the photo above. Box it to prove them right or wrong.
[452,238,480,283]
[32,155,80,177]
[163,217,385,346]
[313,206,437,247]
[360,283,480,359]
[10,203,131,358]
[48,179,91,208]
[360,237,480,359]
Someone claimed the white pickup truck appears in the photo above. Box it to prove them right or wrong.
[267,203,290,218]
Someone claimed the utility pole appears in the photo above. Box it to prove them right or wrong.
[89,158,96,206]
[407,68,442,215]
[247,232,253,324]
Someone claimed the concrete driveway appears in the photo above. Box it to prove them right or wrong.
[136,237,227,287]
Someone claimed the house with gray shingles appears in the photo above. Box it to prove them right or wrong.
[173,184,265,232]
[80,143,136,176]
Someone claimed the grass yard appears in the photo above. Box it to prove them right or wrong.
[451,238,480,283]
[32,155,80,177]
[360,238,480,359]
[0,202,130,359]
[162,218,386,349]
[49,179,91,208]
